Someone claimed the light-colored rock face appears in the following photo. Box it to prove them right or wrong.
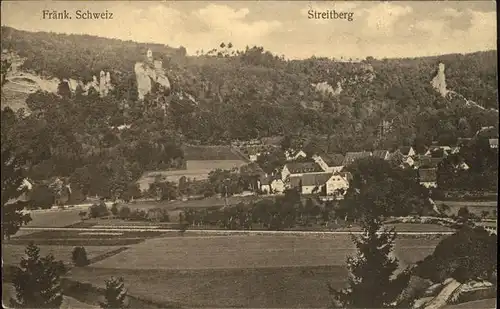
[311,81,342,96]
[135,63,153,100]
[431,62,448,97]
[135,49,171,100]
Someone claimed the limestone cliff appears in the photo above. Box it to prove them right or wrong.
[1,50,113,111]
[134,49,171,100]
[431,63,449,97]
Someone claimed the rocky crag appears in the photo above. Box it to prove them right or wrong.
[431,62,498,112]
[134,49,171,100]
[1,50,114,111]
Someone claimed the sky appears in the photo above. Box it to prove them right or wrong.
[1,1,497,60]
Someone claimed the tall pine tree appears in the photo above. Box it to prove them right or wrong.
[100,276,127,309]
[329,218,411,308]
[12,242,66,308]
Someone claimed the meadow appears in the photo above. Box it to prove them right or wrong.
[66,234,445,308]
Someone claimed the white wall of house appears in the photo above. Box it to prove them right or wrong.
[271,180,285,193]
[404,156,415,167]
[407,147,416,157]
[421,182,437,188]
[260,184,271,194]
[302,185,320,195]
[281,165,291,181]
[249,154,259,162]
[325,176,349,195]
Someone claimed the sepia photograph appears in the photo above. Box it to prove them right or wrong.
[1,1,498,308]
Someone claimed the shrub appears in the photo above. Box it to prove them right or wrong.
[89,203,109,218]
[78,211,87,221]
[72,246,89,266]
[118,206,131,220]
[110,203,119,216]
[129,209,147,221]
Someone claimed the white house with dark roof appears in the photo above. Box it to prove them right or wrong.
[281,161,324,181]
[258,174,285,194]
[288,172,332,194]
[287,171,351,197]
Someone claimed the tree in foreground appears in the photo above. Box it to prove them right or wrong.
[1,109,32,239]
[328,218,411,308]
[12,242,66,308]
[100,276,127,309]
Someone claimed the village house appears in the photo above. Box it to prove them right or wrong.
[288,172,333,195]
[312,153,345,173]
[285,149,307,161]
[418,168,438,188]
[287,171,351,198]
[388,151,415,168]
[281,161,323,181]
[258,174,285,194]
[415,155,444,169]
[343,151,372,166]
[324,172,352,199]
[390,147,415,167]
[372,150,390,160]
[489,138,498,149]
[425,145,451,157]
[398,146,416,157]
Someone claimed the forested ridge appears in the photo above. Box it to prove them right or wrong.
[1,26,498,199]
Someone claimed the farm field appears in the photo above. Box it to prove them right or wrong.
[13,208,83,237]
[435,200,497,217]
[2,244,123,266]
[68,234,445,308]
[137,159,247,190]
[69,265,346,308]
[182,145,243,161]
[6,229,175,246]
[90,235,444,270]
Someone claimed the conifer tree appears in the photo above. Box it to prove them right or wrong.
[329,218,411,308]
[100,276,127,309]
[12,242,66,308]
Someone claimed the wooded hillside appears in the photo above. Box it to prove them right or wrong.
[1,26,498,197]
